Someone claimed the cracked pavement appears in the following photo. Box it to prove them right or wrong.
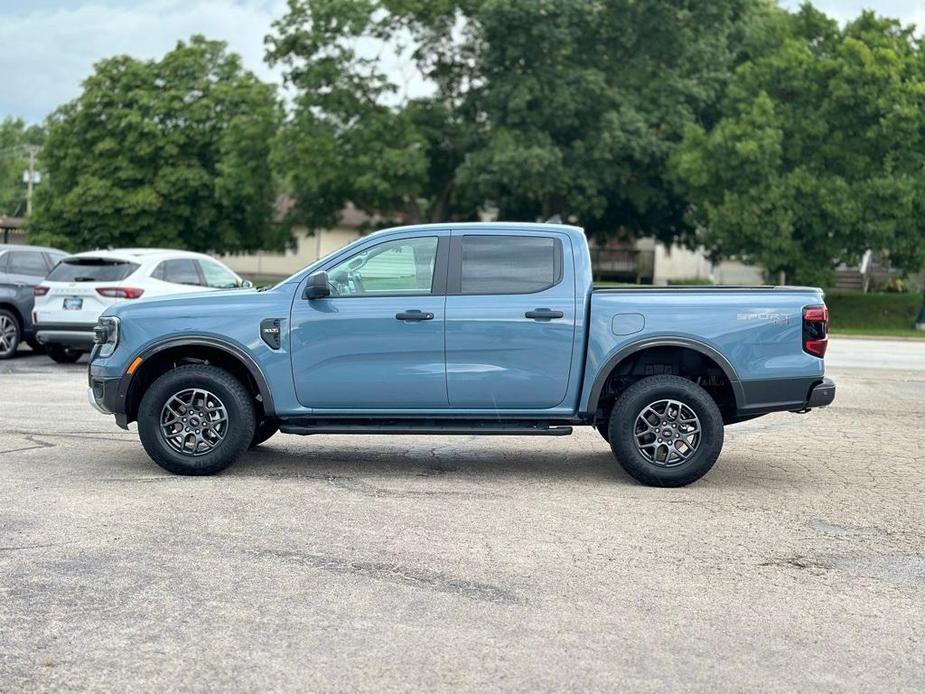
[1,338,923,692]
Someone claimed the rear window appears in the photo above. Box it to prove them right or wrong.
[459,235,562,294]
[46,258,139,282]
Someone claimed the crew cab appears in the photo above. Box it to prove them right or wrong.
[87,223,835,486]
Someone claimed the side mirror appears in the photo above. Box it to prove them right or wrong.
[240,279,254,289]
[304,270,331,300]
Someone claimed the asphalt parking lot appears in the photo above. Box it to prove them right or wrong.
[1,338,923,692]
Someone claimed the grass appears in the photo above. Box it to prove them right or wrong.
[824,290,924,338]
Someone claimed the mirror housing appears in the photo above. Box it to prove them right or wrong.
[240,279,254,289]
[304,271,331,300]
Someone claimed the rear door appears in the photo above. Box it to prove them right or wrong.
[444,231,577,408]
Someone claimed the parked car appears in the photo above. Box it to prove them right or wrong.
[87,223,835,486]
[34,249,249,363]
[0,244,67,359]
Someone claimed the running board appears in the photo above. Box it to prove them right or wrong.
[279,419,573,436]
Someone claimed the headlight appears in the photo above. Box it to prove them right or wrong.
[93,316,120,357]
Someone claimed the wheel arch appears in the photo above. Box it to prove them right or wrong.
[0,302,24,329]
[124,337,274,423]
[584,337,744,417]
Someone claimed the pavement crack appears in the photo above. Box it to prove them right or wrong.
[251,548,523,605]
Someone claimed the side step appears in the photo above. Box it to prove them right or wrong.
[279,418,573,436]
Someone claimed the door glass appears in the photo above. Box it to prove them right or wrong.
[460,236,559,294]
[159,259,202,286]
[199,259,240,288]
[328,237,438,296]
[9,251,49,277]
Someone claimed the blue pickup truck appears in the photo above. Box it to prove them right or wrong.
[87,222,835,486]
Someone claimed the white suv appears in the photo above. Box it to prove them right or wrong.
[33,249,250,363]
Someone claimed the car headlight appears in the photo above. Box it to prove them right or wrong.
[93,316,120,357]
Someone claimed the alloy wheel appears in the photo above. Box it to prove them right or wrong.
[633,399,701,467]
[159,388,229,457]
[0,315,18,356]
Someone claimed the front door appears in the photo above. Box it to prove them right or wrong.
[290,234,449,409]
[444,232,577,408]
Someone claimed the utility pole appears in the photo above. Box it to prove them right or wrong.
[25,145,39,216]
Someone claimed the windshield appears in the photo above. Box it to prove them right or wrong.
[47,258,140,282]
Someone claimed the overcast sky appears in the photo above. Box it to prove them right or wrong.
[1,0,923,123]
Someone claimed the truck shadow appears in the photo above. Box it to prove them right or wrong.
[231,441,629,485]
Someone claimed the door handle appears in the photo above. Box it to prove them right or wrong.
[396,310,434,321]
[525,308,564,320]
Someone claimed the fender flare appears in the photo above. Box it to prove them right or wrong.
[584,337,743,416]
[125,335,275,417]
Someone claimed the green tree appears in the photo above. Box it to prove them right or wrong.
[0,118,44,217]
[672,5,925,285]
[267,0,753,240]
[30,36,283,253]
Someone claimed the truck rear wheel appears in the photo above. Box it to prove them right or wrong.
[137,364,255,475]
[608,375,724,487]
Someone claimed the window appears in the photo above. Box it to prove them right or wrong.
[327,237,438,296]
[459,236,560,294]
[46,258,140,282]
[46,252,66,268]
[198,259,240,288]
[9,251,49,277]
[156,259,201,286]
[0,252,7,273]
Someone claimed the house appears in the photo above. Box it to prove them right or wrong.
[0,216,26,245]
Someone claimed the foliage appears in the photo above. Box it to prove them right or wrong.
[29,36,282,253]
[672,5,925,285]
[824,289,923,335]
[0,118,44,217]
[267,0,753,240]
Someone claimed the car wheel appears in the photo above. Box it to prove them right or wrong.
[46,345,83,363]
[137,364,255,476]
[0,309,21,359]
[608,375,724,487]
[250,418,279,448]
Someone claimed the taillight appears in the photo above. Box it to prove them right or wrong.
[33,286,49,296]
[96,287,145,299]
[803,305,828,358]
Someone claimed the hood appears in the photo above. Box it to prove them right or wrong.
[102,285,295,320]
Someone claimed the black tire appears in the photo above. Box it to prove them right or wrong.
[608,375,724,487]
[0,309,21,359]
[250,418,279,448]
[596,421,610,443]
[137,364,256,476]
[46,345,83,364]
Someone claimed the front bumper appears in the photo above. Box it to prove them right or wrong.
[87,375,129,428]
[35,322,97,349]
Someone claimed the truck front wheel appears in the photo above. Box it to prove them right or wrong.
[608,375,724,487]
[137,365,256,476]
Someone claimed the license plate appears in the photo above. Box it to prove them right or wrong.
[63,297,83,310]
